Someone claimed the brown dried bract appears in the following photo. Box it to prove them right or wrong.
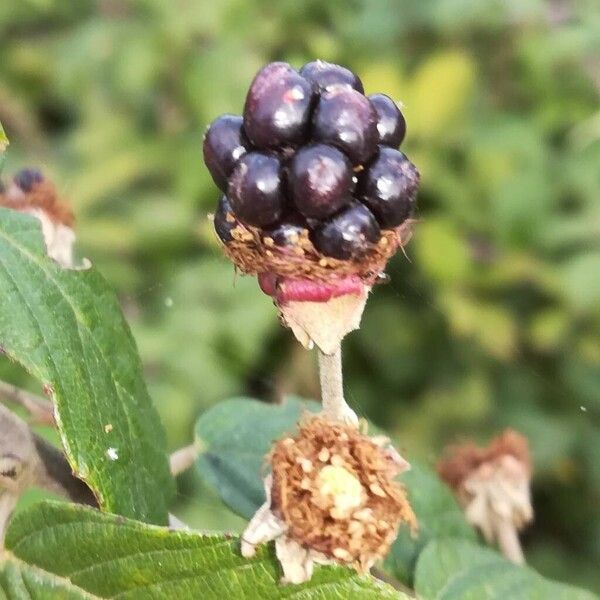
[437,429,532,492]
[0,180,74,227]
[269,416,416,573]
[219,219,415,285]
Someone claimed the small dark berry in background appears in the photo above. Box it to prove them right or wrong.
[228,152,285,227]
[213,195,239,243]
[243,62,312,149]
[289,143,353,219]
[369,94,406,148]
[312,87,378,165]
[203,115,248,191]
[14,168,44,192]
[300,60,364,94]
[312,203,380,260]
[263,220,307,247]
[358,147,419,228]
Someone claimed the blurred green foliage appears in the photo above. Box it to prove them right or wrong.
[0,0,598,593]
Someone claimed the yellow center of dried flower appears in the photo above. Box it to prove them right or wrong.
[316,465,364,516]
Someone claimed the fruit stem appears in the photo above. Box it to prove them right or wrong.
[318,345,358,425]
[493,514,525,564]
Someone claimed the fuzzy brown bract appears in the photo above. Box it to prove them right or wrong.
[269,416,416,572]
[219,218,415,285]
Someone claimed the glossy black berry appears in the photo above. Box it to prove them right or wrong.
[312,87,378,165]
[203,115,248,191]
[228,152,284,227]
[299,60,364,94]
[14,168,44,192]
[311,203,380,260]
[263,219,307,247]
[243,62,313,149]
[358,147,419,228]
[369,94,406,148]
[289,144,353,219]
[213,195,239,243]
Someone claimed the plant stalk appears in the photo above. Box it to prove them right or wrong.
[493,514,525,564]
[317,345,357,425]
[0,380,55,426]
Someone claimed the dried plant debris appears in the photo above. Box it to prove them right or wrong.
[0,404,96,542]
[0,169,77,268]
[220,218,414,285]
[242,416,416,583]
[438,429,533,562]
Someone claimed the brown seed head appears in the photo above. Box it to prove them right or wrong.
[269,416,416,572]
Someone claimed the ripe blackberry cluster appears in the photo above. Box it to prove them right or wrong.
[204,60,419,280]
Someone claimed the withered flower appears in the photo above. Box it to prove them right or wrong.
[0,171,76,268]
[438,429,533,563]
[242,416,416,583]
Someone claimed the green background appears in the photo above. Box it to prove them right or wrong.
[0,0,598,593]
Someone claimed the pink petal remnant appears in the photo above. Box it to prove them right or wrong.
[258,273,364,304]
[276,275,364,304]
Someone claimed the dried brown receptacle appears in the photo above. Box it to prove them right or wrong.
[269,416,416,572]
[220,218,415,285]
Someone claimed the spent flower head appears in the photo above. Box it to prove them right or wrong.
[242,416,416,583]
[0,169,76,268]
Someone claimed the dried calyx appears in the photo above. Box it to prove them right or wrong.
[242,416,416,583]
[437,429,533,564]
[0,169,77,268]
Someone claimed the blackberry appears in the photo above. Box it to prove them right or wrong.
[243,62,312,149]
[14,168,44,192]
[203,115,248,191]
[311,204,380,260]
[312,87,378,165]
[289,144,353,219]
[213,195,239,243]
[358,147,419,228]
[369,94,406,148]
[300,60,364,94]
[203,60,420,267]
[228,152,284,227]
[263,219,307,247]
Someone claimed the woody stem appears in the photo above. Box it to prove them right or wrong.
[0,380,55,426]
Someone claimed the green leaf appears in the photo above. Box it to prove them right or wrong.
[384,463,476,584]
[194,397,475,585]
[414,538,598,600]
[195,396,320,519]
[0,559,95,599]
[0,209,173,524]
[2,501,405,599]
[0,121,7,171]
[0,121,7,152]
